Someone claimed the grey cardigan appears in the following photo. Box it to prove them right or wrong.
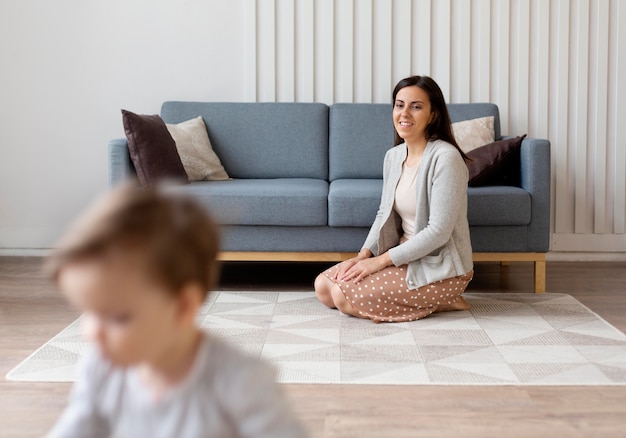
[362,139,473,289]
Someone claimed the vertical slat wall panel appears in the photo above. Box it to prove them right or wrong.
[611,0,626,235]
[354,0,373,102]
[529,0,550,140]
[248,0,626,251]
[412,0,431,76]
[276,0,295,102]
[392,0,413,86]
[431,0,452,100]
[451,0,471,103]
[334,0,354,102]
[315,0,334,103]
[256,0,276,101]
[372,0,392,103]
[491,0,511,134]
[244,0,257,101]
[295,0,314,102]
[551,0,572,234]
[471,0,492,102]
[572,0,590,234]
[509,0,530,137]
[591,0,609,234]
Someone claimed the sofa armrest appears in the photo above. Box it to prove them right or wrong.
[108,138,136,188]
[519,137,551,252]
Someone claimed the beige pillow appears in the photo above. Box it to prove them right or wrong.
[166,117,229,181]
[452,116,495,153]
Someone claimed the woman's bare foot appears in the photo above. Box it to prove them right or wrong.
[435,296,470,313]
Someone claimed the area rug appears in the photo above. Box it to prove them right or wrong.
[6,292,626,385]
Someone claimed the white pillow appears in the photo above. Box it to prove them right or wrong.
[166,117,230,181]
[452,116,495,153]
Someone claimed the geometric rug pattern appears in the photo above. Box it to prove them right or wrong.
[6,292,626,385]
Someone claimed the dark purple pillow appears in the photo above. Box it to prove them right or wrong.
[466,135,526,187]
[121,110,188,186]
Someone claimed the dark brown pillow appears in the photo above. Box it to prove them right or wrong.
[121,110,188,186]
[466,135,526,187]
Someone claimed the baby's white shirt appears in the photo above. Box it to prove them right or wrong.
[49,334,308,438]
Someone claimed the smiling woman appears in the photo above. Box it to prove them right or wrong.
[314,75,474,323]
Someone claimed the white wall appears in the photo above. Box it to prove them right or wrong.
[0,0,246,250]
[1,0,625,253]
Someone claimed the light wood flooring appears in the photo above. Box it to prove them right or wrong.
[1,257,625,437]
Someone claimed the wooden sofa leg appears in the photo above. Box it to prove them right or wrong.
[534,259,546,293]
[473,252,547,293]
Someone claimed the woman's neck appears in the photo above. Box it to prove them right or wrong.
[404,138,428,167]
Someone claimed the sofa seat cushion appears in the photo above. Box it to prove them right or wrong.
[330,181,531,228]
[467,186,531,226]
[171,178,328,226]
[328,179,383,227]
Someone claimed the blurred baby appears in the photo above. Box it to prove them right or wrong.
[46,183,308,438]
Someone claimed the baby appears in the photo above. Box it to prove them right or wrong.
[46,184,308,438]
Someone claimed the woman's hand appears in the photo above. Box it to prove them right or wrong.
[333,250,371,281]
[337,252,392,284]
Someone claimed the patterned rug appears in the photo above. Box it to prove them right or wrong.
[6,292,626,385]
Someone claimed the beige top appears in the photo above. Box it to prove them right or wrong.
[394,160,419,241]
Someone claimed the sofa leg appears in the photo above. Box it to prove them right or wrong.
[534,259,546,293]
[473,252,547,293]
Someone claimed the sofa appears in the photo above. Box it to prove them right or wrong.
[109,102,550,292]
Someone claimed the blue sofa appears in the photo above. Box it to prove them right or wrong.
[109,102,550,292]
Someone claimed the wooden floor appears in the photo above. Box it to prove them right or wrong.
[1,257,625,437]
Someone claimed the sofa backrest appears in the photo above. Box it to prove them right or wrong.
[329,103,393,181]
[161,102,329,179]
[329,102,501,180]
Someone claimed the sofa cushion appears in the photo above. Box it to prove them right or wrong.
[467,136,525,187]
[448,103,501,140]
[452,116,495,153]
[467,186,531,226]
[329,104,395,180]
[328,179,383,227]
[161,102,328,180]
[121,110,188,186]
[165,116,230,181]
[168,179,328,226]
[330,181,530,228]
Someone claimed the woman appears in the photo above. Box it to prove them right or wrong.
[314,75,474,323]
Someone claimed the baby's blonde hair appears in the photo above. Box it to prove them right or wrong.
[46,183,220,298]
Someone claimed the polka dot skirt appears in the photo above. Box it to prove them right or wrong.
[322,264,474,323]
